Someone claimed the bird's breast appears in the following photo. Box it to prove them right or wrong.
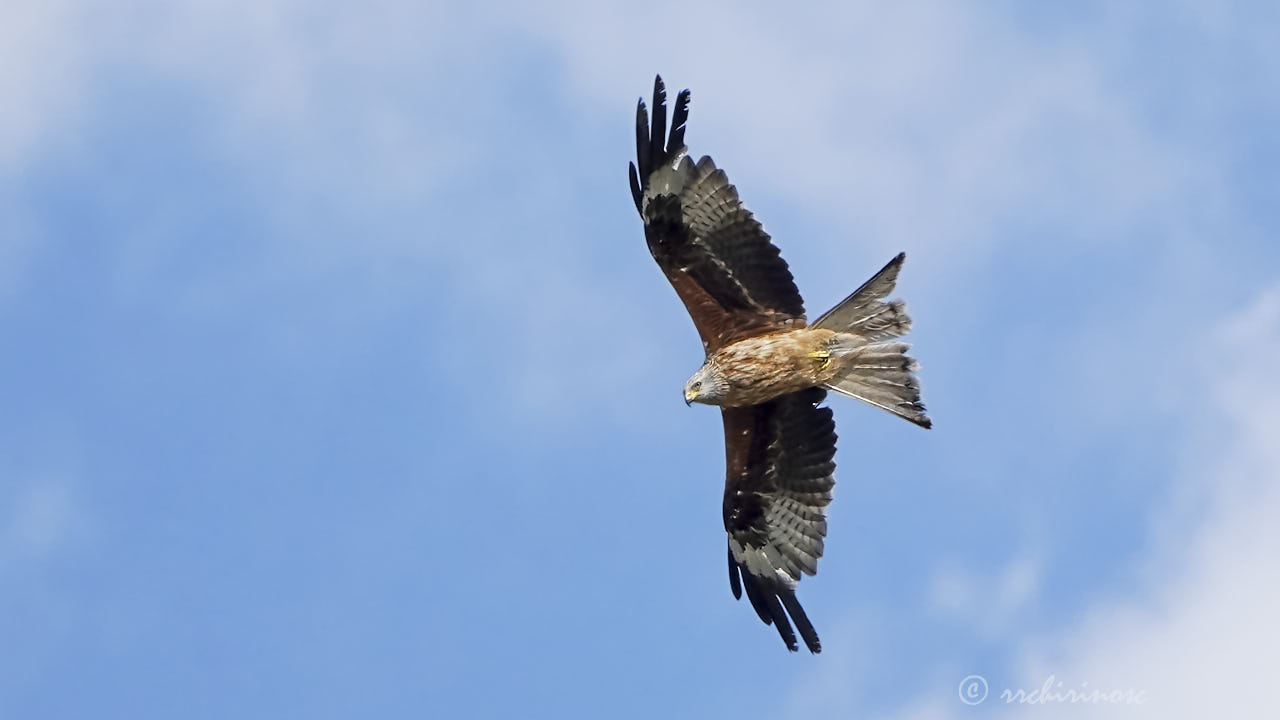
[711,329,837,407]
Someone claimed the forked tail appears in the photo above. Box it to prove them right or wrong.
[813,253,931,428]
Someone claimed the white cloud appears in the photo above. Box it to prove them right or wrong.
[0,0,89,171]
[0,0,482,215]
[995,288,1280,718]
[0,0,91,300]
[863,287,1280,719]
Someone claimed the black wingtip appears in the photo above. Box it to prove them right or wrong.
[669,89,690,152]
[628,162,642,215]
[631,76,694,216]
[761,590,799,652]
[779,589,822,654]
[650,76,667,169]
[740,569,774,626]
[732,559,822,654]
[634,98,651,182]
[728,546,743,600]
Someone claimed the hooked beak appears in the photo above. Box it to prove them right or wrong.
[684,387,696,406]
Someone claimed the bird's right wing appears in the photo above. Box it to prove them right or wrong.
[722,387,836,653]
[629,76,806,355]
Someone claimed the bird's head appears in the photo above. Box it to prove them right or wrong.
[684,364,728,406]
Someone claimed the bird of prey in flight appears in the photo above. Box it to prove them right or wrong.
[628,76,931,653]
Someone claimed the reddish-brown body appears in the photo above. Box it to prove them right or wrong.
[707,328,843,407]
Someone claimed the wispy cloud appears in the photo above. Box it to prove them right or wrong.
[516,1,1240,277]
[998,287,1280,718]
[0,0,90,171]
[864,287,1280,719]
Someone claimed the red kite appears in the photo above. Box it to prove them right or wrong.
[629,76,931,653]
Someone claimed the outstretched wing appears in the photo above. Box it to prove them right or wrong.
[629,75,806,355]
[722,387,836,653]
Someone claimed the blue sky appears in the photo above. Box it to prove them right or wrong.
[3,1,1278,718]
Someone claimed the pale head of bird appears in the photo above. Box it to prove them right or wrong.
[684,363,729,406]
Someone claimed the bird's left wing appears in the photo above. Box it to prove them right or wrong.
[722,387,836,653]
[629,76,806,355]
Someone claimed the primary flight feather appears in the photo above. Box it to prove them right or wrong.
[629,76,931,653]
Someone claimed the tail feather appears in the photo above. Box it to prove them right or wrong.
[812,253,930,428]
[823,340,931,428]
[812,253,912,341]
